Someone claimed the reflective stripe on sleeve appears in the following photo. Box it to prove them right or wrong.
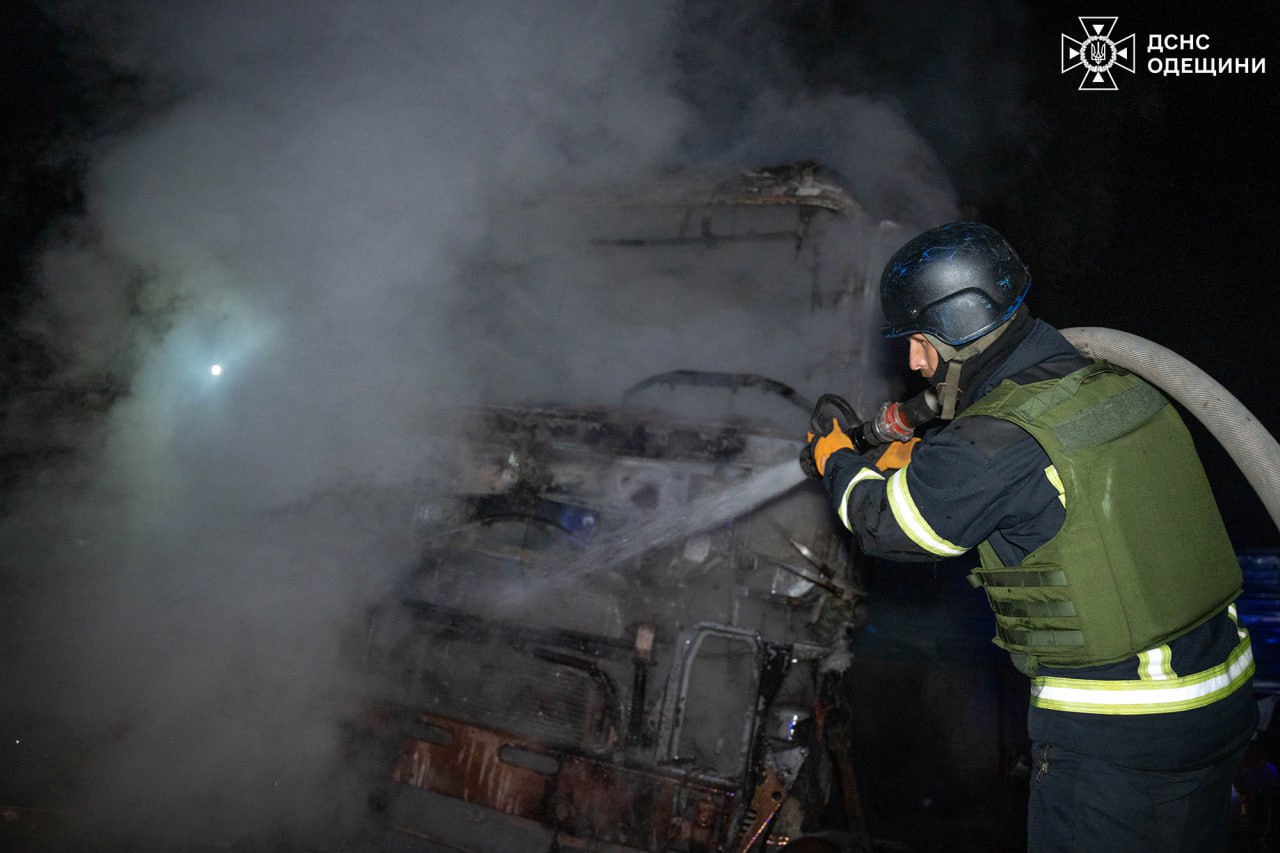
[1030,629,1254,715]
[884,468,968,557]
[837,467,885,532]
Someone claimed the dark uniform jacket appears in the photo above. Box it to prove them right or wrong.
[822,318,1256,770]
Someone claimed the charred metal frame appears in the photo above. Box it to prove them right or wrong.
[656,623,788,781]
[621,371,814,414]
[402,598,636,661]
[362,162,873,849]
[386,613,806,851]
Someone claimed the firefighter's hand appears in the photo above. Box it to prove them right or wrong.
[872,436,920,471]
[801,418,855,478]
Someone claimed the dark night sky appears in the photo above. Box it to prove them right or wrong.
[2,0,1277,541]
[1001,4,1280,545]
[955,3,1279,544]
[0,2,1277,847]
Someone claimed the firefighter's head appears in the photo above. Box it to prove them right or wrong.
[880,221,1030,345]
[879,221,1031,417]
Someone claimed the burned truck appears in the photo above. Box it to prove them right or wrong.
[351,164,909,851]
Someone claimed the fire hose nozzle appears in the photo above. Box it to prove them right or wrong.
[863,388,940,446]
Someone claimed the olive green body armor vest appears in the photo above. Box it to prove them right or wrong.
[960,362,1241,672]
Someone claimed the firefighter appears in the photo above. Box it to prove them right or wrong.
[804,222,1256,851]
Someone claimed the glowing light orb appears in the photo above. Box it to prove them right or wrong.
[210,364,223,376]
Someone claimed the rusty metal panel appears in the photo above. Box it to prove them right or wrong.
[391,713,736,851]
[392,718,552,817]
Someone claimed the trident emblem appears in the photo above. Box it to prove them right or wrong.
[1061,17,1136,91]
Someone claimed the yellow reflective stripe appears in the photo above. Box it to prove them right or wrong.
[837,468,886,531]
[1030,631,1253,715]
[1044,464,1066,507]
[1136,644,1175,681]
[884,468,967,557]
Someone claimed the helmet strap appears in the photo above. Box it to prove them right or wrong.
[923,313,1018,420]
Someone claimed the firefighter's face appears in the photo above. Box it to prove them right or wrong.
[908,334,940,379]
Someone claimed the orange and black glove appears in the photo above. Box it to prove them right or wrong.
[871,436,920,471]
[800,418,855,478]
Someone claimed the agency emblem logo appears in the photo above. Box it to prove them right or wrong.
[1061,16,1136,91]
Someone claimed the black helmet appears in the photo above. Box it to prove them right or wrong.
[880,222,1030,346]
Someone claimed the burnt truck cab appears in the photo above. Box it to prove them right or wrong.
[353,164,907,851]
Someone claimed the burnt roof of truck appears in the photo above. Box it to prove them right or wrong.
[710,160,860,214]
[576,160,862,215]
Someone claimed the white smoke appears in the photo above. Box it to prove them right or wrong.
[4,1,960,847]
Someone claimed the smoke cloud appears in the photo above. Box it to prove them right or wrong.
[3,1,972,848]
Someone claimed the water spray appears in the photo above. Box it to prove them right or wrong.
[511,388,939,608]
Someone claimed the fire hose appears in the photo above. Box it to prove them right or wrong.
[1060,327,1280,534]
[811,328,1279,534]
